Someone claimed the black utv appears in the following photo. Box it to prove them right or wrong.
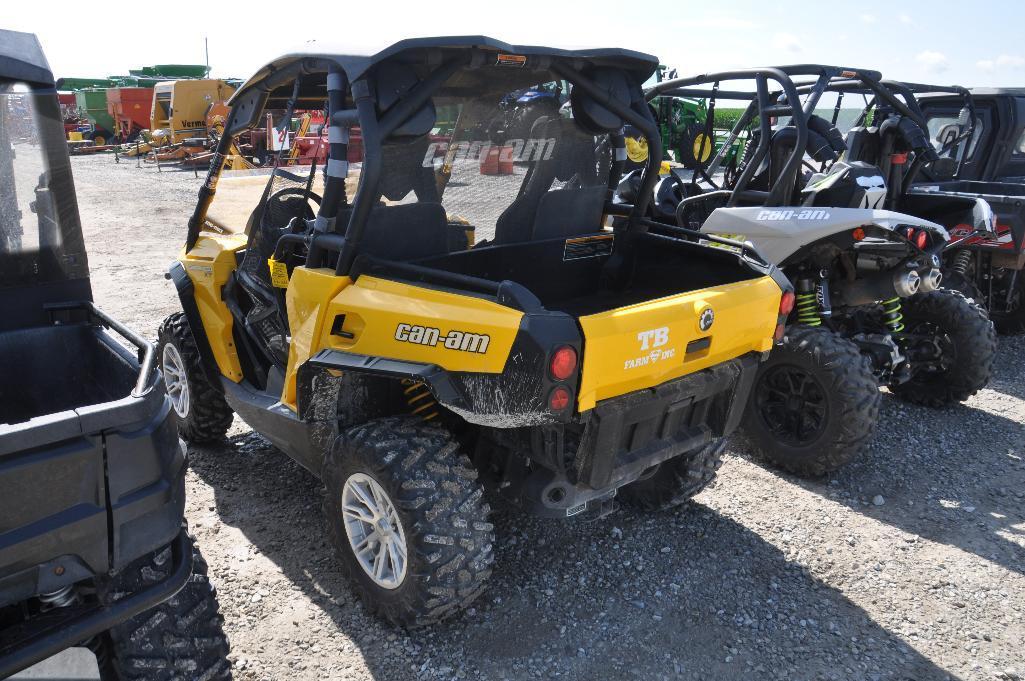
[0,30,230,680]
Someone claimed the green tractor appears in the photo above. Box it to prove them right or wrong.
[627,66,747,173]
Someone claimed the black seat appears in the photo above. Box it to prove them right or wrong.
[494,116,606,244]
[337,202,451,261]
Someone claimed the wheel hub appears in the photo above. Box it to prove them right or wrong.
[755,364,829,446]
[161,343,190,419]
[341,473,407,589]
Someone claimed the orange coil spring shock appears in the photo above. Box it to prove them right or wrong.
[401,379,439,421]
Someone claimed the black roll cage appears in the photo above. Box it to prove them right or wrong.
[644,67,811,207]
[788,69,976,180]
[186,48,663,279]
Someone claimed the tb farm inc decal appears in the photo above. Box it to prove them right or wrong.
[625,327,675,369]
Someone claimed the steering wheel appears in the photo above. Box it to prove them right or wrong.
[265,186,322,224]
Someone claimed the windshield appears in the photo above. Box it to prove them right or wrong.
[0,82,88,286]
[204,66,615,248]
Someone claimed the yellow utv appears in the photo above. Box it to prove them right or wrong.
[159,37,792,628]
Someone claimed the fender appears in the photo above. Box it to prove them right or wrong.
[700,206,949,265]
[168,262,225,391]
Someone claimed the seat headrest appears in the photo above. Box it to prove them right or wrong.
[374,62,437,138]
[570,67,633,134]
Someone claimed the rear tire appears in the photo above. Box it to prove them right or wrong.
[157,313,233,443]
[892,289,996,406]
[96,535,231,681]
[617,438,726,511]
[742,326,880,477]
[323,417,494,628]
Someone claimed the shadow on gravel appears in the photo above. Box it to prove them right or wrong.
[741,387,1025,579]
[190,432,959,681]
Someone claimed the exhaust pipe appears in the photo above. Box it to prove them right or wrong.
[918,268,943,293]
[894,269,922,298]
[835,268,921,307]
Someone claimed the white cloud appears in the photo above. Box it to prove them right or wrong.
[898,13,912,24]
[996,54,1025,68]
[976,54,1025,72]
[916,50,950,73]
[772,32,802,53]
[860,13,877,23]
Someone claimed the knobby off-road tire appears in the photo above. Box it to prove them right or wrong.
[157,313,233,443]
[892,289,996,406]
[96,536,231,681]
[323,417,495,628]
[742,326,881,477]
[618,438,727,511]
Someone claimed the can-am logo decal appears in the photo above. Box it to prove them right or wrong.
[699,307,715,331]
[625,327,675,369]
[394,323,490,354]
[756,209,832,221]
[423,138,556,167]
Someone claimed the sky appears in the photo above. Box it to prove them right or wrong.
[3,0,1020,88]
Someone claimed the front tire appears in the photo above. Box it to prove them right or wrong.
[97,536,231,681]
[892,289,996,406]
[323,417,494,628]
[742,326,881,477]
[618,438,726,511]
[157,313,233,443]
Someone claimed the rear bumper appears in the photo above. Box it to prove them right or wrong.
[516,352,761,517]
[0,531,193,680]
[576,352,759,489]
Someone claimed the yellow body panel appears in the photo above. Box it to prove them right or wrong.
[281,270,525,410]
[282,267,350,408]
[181,233,247,382]
[576,276,780,411]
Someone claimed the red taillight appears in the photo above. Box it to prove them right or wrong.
[915,230,928,250]
[779,290,795,316]
[549,345,578,381]
[549,386,571,411]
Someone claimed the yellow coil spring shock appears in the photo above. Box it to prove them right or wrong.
[795,291,821,326]
[401,379,439,421]
[881,297,905,333]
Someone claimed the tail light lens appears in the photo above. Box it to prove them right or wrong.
[549,345,578,381]
[915,230,928,250]
[779,290,795,316]
[549,386,572,412]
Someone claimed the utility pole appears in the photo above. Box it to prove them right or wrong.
[204,37,210,77]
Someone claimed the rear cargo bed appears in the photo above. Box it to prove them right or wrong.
[0,324,137,426]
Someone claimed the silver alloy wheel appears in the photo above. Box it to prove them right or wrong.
[341,473,408,589]
[162,343,190,419]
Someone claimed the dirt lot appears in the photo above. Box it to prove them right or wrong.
[71,153,1025,681]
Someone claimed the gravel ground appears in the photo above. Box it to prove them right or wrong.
[69,153,1025,681]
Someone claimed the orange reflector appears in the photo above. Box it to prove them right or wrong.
[779,290,795,316]
[852,227,866,241]
[774,324,786,342]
